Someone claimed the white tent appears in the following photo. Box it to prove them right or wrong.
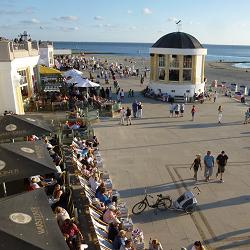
[63,69,83,78]
[75,78,100,88]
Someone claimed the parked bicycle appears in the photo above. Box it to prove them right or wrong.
[132,189,172,215]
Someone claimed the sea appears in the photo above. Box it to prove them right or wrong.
[54,42,250,68]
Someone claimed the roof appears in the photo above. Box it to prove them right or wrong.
[39,65,62,75]
[152,32,203,49]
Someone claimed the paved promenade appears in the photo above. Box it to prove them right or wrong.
[94,79,250,250]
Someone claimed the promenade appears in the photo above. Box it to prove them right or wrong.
[94,78,250,249]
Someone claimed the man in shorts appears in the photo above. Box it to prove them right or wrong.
[204,151,214,182]
[216,151,228,183]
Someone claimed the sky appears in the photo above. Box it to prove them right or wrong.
[1,0,250,45]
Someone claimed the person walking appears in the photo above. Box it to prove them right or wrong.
[216,151,228,183]
[180,103,185,117]
[190,154,202,181]
[132,100,138,118]
[120,89,125,101]
[213,91,218,102]
[175,103,180,117]
[169,103,174,117]
[137,102,143,118]
[204,151,214,182]
[119,107,126,125]
[126,107,132,125]
[191,105,196,121]
[218,105,223,124]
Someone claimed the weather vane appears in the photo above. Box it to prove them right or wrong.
[176,20,182,32]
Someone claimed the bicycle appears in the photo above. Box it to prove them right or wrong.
[132,189,172,215]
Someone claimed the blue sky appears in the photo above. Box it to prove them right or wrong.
[1,0,250,45]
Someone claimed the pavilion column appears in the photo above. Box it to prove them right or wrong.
[179,55,184,83]
[192,55,197,84]
[165,55,169,83]
[150,53,156,81]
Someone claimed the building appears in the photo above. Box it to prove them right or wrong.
[38,41,54,67]
[149,32,207,100]
[0,39,40,114]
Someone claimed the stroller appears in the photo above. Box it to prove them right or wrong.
[172,187,201,214]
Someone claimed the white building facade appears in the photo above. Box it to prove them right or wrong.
[0,40,40,114]
[38,41,54,67]
[149,32,207,99]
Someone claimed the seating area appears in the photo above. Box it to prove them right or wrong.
[62,136,146,250]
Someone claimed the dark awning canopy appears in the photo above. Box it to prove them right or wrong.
[0,115,52,140]
[0,188,68,249]
[0,141,56,183]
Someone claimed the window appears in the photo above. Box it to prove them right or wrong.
[169,69,179,81]
[183,55,192,68]
[17,70,28,86]
[169,55,179,68]
[158,69,165,80]
[183,69,192,81]
[158,55,165,67]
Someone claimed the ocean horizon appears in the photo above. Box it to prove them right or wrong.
[53,41,250,64]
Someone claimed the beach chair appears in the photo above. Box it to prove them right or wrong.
[96,234,113,250]
[91,216,108,232]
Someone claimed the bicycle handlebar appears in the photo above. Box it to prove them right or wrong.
[193,186,201,195]
[148,194,153,198]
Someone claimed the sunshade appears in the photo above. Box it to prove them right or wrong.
[39,65,62,75]
[0,188,68,250]
[0,141,57,183]
[74,78,100,88]
[63,69,83,78]
[0,115,52,140]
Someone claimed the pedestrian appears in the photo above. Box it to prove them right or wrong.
[109,86,112,99]
[218,105,223,124]
[140,75,144,86]
[216,151,228,183]
[190,154,202,181]
[169,103,174,117]
[213,91,217,102]
[128,89,132,97]
[120,89,125,101]
[191,241,206,250]
[119,107,126,125]
[191,105,196,121]
[105,87,110,100]
[132,100,138,118]
[126,107,132,126]
[180,103,185,117]
[137,102,143,118]
[203,151,214,182]
[131,90,134,97]
[175,103,180,117]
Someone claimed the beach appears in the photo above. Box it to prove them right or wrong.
[84,54,250,87]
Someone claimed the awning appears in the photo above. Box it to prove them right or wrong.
[0,115,52,140]
[0,141,57,183]
[0,188,68,249]
[39,65,62,75]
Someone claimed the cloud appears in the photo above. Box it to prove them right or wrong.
[21,18,40,24]
[127,10,132,14]
[53,16,78,21]
[168,17,178,22]
[143,8,152,15]
[60,26,79,32]
[94,16,104,21]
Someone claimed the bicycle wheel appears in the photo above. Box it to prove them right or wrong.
[157,197,172,210]
[132,201,147,215]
